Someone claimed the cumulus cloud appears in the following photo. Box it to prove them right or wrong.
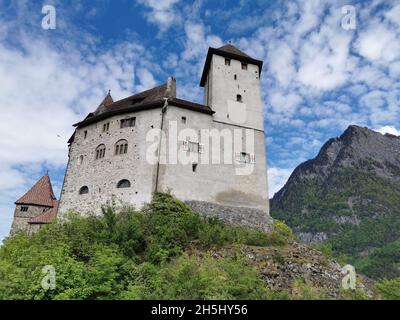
[137,0,181,31]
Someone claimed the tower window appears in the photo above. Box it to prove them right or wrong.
[183,140,204,153]
[236,94,242,102]
[234,74,237,80]
[103,122,110,132]
[84,130,88,139]
[181,116,187,124]
[225,58,231,66]
[20,206,29,212]
[121,117,136,128]
[79,186,89,195]
[95,144,106,159]
[235,152,255,164]
[79,155,84,165]
[192,163,198,172]
[241,63,248,70]
[115,139,128,155]
[117,179,131,188]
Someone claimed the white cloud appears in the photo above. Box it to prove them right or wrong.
[374,125,400,136]
[355,23,400,62]
[137,0,181,31]
[268,167,293,198]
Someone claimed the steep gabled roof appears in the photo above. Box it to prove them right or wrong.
[94,91,114,115]
[200,44,263,87]
[29,200,59,224]
[15,174,56,207]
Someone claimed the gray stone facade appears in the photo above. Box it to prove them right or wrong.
[58,44,271,228]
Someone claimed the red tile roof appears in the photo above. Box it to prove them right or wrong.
[29,200,59,224]
[15,174,56,207]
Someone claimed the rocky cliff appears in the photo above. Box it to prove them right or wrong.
[271,125,400,279]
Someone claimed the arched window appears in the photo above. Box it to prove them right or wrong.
[79,186,89,194]
[236,94,242,102]
[115,139,128,155]
[117,179,131,188]
[95,144,106,159]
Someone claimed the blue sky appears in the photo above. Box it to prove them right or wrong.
[0,0,399,241]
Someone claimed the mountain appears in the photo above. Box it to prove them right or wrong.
[271,125,400,279]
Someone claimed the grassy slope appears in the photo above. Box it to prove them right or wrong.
[0,192,387,300]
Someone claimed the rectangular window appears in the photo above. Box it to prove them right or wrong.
[225,58,231,66]
[103,123,110,132]
[21,206,28,212]
[183,140,204,153]
[241,63,248,70]
[121,117,136,128]
[235,152,255,163]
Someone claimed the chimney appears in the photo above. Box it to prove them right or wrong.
[166,76,176,98]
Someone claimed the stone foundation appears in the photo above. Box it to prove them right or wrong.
[185,200,273,231]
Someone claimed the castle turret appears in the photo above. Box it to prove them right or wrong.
[11,173,58,235]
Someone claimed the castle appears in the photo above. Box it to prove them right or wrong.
[10,44,271,235]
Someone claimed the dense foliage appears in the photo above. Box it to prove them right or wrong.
[0,193,296,300]
[271,168,400,279]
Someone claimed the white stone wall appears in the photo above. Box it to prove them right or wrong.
[204,54,264,131]
[157,105,269,213]
[58,108,162,215]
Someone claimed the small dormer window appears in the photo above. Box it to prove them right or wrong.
[225,58,231,66]
[241,63,248,70]
[236,94,242,102]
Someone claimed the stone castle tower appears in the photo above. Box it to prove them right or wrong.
[58,44,271,228]
[10,174,58,234]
